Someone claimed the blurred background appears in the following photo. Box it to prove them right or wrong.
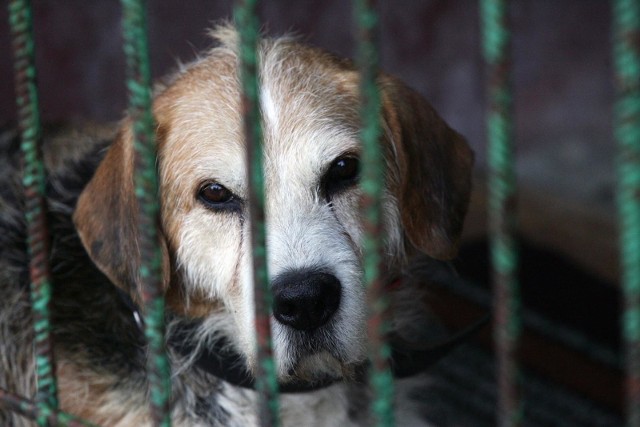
[0,1,621,425]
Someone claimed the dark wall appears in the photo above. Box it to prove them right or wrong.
[0,1,614,207]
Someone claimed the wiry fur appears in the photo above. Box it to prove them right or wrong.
[0,26,472,426]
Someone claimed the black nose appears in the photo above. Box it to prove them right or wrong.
[272,271,341,331]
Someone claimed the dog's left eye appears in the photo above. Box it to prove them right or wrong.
[322,156,360,198]
[198,183,239,211]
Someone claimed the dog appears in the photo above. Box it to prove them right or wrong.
[0,25,473,426]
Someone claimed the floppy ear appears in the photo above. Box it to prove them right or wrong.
[380,76,474,260]
[73,122,170,304]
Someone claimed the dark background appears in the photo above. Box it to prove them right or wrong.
[0,0,614,214]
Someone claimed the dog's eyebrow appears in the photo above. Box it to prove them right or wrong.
[309,129,361,157]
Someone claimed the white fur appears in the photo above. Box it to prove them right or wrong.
[156,33,391,382]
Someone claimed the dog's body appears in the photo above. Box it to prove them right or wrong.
[0,27,472,426]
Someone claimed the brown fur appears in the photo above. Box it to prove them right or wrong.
[380,75,473,259]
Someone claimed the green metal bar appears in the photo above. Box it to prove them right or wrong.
[234,2,281,426]
[120,1,172,425]
[613,1,640,426]
[480,1,522,426]
[354,1,395,426]
[7,1,59,425]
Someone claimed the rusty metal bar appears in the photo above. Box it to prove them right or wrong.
[120,0,172,425]
[7,1,59,425]
[480,0,522,426]
[353,1,395,426]
[234,1,281,426]
[613,0,640,426]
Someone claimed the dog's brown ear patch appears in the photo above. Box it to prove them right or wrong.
[73,123,169,303]
[380,76,474,260]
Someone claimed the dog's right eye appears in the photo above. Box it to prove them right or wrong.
[197,183,239,212]
[322,156,360,199]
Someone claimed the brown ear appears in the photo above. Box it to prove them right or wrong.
[380,76,474,260]
[73,123,170,303]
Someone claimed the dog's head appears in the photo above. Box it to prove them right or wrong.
[73,26,473,384]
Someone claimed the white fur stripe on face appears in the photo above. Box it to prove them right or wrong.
[261,85,279,134]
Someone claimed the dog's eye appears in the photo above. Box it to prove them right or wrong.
[323,156,360,197]
[330,157,360,180]
[198,183,238,211]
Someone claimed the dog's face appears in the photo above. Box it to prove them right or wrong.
[73,28,473,384]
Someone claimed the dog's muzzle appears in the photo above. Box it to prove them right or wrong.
[271,270,341,332]
[119,281,489,393]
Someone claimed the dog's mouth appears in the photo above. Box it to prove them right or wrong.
[281,351,365,385]
[273,317,368,380]
[168,317,365,390]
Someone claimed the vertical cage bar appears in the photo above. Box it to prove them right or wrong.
[7,1,59,425]
[120,0,172,425]
[354,1,395,426]
[234,2,281,426]
[613,1,640,426]
[480,1,521,426]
